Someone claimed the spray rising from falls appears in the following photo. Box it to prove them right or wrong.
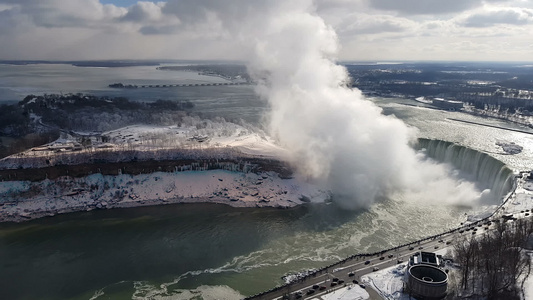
[173,0,493,208]
[417,139,515,203]
[242,3,491,209]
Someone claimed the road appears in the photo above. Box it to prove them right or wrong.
[248,214,526,300]
[245,173,531,300]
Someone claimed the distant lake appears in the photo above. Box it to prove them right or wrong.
[0,63,266,123]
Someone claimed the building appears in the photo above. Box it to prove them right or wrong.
[431,98,464,110]
[405,252,448,299]
[409,251,441,267]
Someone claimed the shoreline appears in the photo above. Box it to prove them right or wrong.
[0,195,292,224]
[0,169,330,223]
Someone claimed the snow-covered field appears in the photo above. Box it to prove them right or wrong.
[0,119,290,169]
[320,284,370,300]
[361,264,409,300]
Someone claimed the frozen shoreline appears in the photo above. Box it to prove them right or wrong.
[0,122,328,223]
[0,169,331,223]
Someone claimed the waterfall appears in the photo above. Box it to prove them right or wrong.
[416,138,515,202]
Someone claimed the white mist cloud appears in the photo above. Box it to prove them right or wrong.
[0,0,490,208]
[225,0,487,208]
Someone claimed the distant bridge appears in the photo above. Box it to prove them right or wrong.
[109,82,251,89]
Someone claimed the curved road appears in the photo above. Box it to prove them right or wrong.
[247,173,532,300]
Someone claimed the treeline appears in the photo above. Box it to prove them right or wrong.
[0,93,196,158]
[19,94,194,114]
[0,132,59,160]
[16,93,194,131]
[0,104,31,136]
[453,217,533,299]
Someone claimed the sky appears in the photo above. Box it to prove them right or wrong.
[0,0,532,62]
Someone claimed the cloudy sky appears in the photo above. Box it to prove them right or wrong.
[0,0,532,61]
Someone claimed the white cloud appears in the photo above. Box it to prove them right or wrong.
[0,0,127,30]
[367,0,483,15]
[336,14,418,36]
[120,1,165,22]
[365,0,516,15]
[0,0,531,61]
[459,7,533,27]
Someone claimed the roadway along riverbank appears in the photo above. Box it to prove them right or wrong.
[448,118,533,135]
[245,172,532,300]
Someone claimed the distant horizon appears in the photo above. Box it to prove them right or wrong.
[2,59,533,64]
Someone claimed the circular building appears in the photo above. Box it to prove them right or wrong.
[407,265,448,299]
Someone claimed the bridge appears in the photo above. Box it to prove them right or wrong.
[108,82,251,89]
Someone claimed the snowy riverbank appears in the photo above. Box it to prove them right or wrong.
[0,121,289,170]
[0,169,330,223]
[0,121,330,222]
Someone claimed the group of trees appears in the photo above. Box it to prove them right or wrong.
[19,94,194,115]
[30,95,194,131]
[0,93,198,158]
[0,104,30,136]
[453,217,533,299]
[0,132,59,159]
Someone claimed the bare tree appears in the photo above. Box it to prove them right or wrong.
[454,218,532,298]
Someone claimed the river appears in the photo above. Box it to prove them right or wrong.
[0,64,532,300]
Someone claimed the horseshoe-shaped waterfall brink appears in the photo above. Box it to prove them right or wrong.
[416,138,515,203]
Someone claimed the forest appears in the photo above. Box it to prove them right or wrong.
[453,217,532,299]
[0,93,195,159]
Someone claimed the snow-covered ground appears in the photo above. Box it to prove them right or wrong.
[319,284,369,300]
[0,170,330,222]
[0,120,334,222]
[358,183,533,300]
[361,249,451,300]
[509,175,533,214]
[0,119,289,169]
[361,264,409,300]
[525,254,533,300]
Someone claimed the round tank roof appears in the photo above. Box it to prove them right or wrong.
[408,265,448,284]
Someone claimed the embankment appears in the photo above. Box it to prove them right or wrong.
[0,157,292,182]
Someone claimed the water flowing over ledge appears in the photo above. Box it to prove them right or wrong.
[416,138,515,202]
